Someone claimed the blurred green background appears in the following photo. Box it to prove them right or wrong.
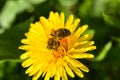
[0,0,120,80]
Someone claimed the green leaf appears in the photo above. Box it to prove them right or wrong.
[0,17,32,61]
[0,59,21,64]
[78,0,92,17]
[92,0,107,17]
[103,13,120,28]
[104,44,120,68]
[59,0,78,7]
[95,41,112,61]
[111,36,120,45]
[58,0,78,17]
[0,0,46,34]
[29,0,46,5]
[84,29,95,35]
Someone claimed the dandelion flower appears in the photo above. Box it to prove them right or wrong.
[19,11,96,80]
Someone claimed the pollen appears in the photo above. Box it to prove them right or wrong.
[52,38,69,58]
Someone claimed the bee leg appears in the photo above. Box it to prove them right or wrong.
[60,38,68,51]
[60,38,67,43]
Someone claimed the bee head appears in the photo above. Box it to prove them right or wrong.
[50,29,56,36]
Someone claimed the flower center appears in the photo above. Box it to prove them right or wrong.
[52,38,69,58]
[47,28,71,58]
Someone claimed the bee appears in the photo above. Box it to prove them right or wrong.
[47,37,60,50]
[47,28,71,50]
[50,28,71,39]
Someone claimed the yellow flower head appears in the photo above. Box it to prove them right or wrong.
[19,11,96,80]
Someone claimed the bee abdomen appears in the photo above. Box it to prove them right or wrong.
[55,28,71,38]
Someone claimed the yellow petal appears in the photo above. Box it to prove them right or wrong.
[48,11,55,23]
[70,46,96,53]
[75,41,95,49]
[61,67,68,80]
[40,16,49,27]
[30,22,48,40]
[31,60,50,79]
[65,15,73,29]
[29,63,43,76]
[68,63,84,78]
[64,62,75,78]
[69,53,94,59]
[32,70,43,80]
[48,63,57,77]
[21,39,29,44]
[20,52,30,59]
[44,72,50,80]
[54,12,60,28]
[42,61,51,77]
[70,25,88,44]
[54,68,60,80]
[60,12,65,27]
[70,18,80,33]
[48,12,61,29]
[77,34,91,42]
[40,16,53,35]
[19,45,31,50]
[65,56,89,72]
[22,59,34,67]
[25,64,34,74]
